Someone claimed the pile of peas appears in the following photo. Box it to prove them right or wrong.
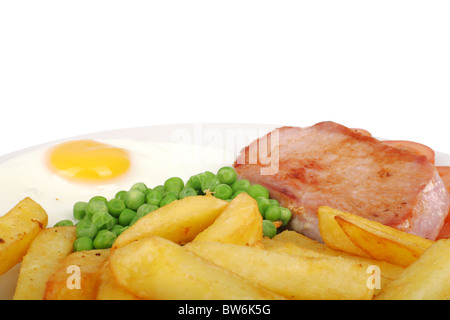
[54,166,292,251]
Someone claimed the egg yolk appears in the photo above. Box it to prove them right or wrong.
[48,140,130,182]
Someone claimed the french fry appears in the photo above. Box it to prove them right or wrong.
[270,229,405,280]
[13,226,77,300]
[263,237,404,284]
[44,249,109,300]
[193,192,263,247]
[262,238,325,258]
[185,240,374,300]
[317,206,371,257]
[0,197,48,276]
[376,239,450,300]
[318,206,434,267]
[112,195,228,250]
[96,260,140,300]
[273,230,344,255]
[109,235,284,300]
[335,215,431,267]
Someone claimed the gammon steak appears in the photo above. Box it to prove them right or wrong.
[233,121,449,241]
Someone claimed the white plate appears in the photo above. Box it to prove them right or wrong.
[0,123,449,300]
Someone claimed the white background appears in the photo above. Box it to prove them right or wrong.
[1,0,449,156]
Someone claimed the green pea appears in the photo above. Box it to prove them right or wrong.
[124,189,146,210]
[73,201,88,220]
[163,190,179,199]
[107,198,126,218]
[89,196,108,205]
[136,204,158,218]
[146,198,161,207]
[110,224,128,236]
[247,184,270,199]
[85,200,108,220]
[179,187,197,199]
[268,199,279,207]
[115,190,127,201]
[217,166,237,185]
[231,179,251,193]
[186,174,202,191]
[146,189,163,206]
[54,219,74,227]
[153,185,165,194]
[201,176,220,194]
[164,177,184,193]
[262,220,277,238]
[255,197,270,217]
[130,182,147,194]
[73,236,94,251]
[147,188,163,198]
[190,172,214,194]
[119,208,137,226]
[196,171,213,180]
[214,184,233,200]
[93,230,117,249]
[76,220,98,239]
[200,171,216,180]
[160,192,177,207]
[91,211,116,231]
[265,205,281,222]
[279,207,292,226]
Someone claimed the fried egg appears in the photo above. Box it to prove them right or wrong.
[0,138,234,227]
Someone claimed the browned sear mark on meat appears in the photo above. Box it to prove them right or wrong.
[378,169,392,178]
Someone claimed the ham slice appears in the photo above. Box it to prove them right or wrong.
[234,121,449,241]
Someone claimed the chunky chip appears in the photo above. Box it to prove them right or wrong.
[193,192,263,247]
[0,198,48,276]
[112,195,228,249]
[110,235,284,300]
[14,226,76,300]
